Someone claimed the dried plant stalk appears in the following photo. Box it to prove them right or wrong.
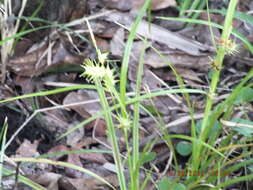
[0,0,27,83]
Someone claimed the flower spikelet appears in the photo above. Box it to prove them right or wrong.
[80,59,105,82]
[117,116,131,130]
[80,58,117,88]
[217,38,239,56]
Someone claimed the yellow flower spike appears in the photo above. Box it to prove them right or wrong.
[80,58,117,89]
[217,38,239,56]
[226,40,239,55]
[80,59,105,82]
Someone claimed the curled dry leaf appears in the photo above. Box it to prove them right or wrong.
[15,139,40,157]
[8,41,83,77]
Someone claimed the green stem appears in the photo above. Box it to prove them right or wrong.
[96,80,127,190]
[131,42,147,190]
[120,0,151,109]
[193,0,238,171]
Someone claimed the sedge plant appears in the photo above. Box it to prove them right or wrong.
[80,11,205,188]
[2,0,253,189]
[157,0,253,188]
[194,0,239,172]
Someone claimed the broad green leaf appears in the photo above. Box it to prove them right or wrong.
[247,165,253,173]
[139,152,156,166]
[231,119,253,137]
[158,178,186,190]
[233,127,253,137]
[176,141,192,156]
[235,87,253,104]
[158,177,171,190]
[196,120,220,136]
[173,183,186,190]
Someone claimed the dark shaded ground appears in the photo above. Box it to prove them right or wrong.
[0,106,55,155]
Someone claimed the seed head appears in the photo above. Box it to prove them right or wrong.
[80,58,117,87]
[117,116,131,130]
[217,38,239,56]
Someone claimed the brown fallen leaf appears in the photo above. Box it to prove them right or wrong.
[8,40,83,77]
[143,50,210,71]
[66,122,85,147]
[59,175,118,190]
[105,12,212,55]
[40,109,70,136]
[158,67,205,84]
[110,30,211,71]
[28,172,61,190]
[110,28,125,57]
[132,0,176,10]
[86,118,107,137]
[63,90,107,136]
[103,0,132,11]
[95,36,110,52]
[69,0,86,20]
[47,142,108,178]
[63,90,101,118]
[15,139,40,157]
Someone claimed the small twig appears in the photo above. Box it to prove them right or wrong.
[13,162,21,190]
